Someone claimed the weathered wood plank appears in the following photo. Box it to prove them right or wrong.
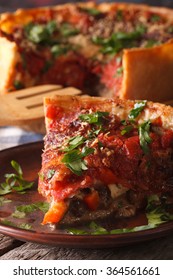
[0,234,24,256]
[0,234,173,260]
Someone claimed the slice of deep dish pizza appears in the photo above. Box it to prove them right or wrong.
[38,95,173,226]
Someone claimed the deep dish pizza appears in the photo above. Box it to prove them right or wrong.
[38,95,173,225]
[1,2,173,102]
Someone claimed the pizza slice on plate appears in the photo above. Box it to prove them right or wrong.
[1,2,173,101]
[38,95,173,225]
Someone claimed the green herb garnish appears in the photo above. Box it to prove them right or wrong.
[51,44,71,58]
[167,26,173,33]
[12,201,49,218]
[62,147,94,176]
[116,9,123,21]
[138,120,152,154]
[59,23,79,37]
[0,160,34,195]
[115,66,123,77]
[79,111,109,125]
[19,223,32,230]
[68,221,155,235]
[92,29,145,55]
[24,21,57,44]
[0,219,32,230]
[81,8,101,16]
[128,100,147,120]
[41,60,53,74]
[13,80,24,90]
[62,135,86,152]
[145,39,160,48]
[0,197,12,207]
[121,125,133,135]
[151,14,161,23]
[146,195,173,226]
[47,169,55,179]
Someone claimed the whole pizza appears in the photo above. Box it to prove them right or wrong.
[1,1,173,102]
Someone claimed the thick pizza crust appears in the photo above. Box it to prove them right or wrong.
[1,2,173,102]
[121,39,173,102]
[44,95,173,131]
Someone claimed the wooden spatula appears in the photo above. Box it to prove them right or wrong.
[0,84,82,133]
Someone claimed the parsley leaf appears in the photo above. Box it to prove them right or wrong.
[138,120,152,154]
[62,135,86,152]
[121,125,133,135]
[151,14,161,23]
[24,21,57,44]
[51,44,72,58]
[62,148,94,176]
[128,100,147,120]
[81,8,101,16]
[0,197,12,207]
[20,223,32,230]
[0,160,34,195]
[116,9,123,21]
[47,169,55,179]
[79,111,109,125]
[59,23,79,37]
[12,201,49,218]
[115,66,123,77]
[146,195,173,226]
[92,29,145,55]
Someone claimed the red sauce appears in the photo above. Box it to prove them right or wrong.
[39,105,173,204]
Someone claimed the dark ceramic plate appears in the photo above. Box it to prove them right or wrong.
[0,141,173,248]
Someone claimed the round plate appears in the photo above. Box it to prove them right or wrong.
[0,141,173,248]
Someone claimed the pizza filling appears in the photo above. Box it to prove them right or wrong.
[2,5,173,94]
[38,100,173,225]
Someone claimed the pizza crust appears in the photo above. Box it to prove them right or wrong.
[121,39,173,102]
[44,95,173,131]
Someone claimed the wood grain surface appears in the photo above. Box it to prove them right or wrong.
[0,233,173,260]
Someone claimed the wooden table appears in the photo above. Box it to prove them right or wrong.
[1,232,173,260]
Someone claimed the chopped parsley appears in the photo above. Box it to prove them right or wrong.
[115,66,123,77]
[51,44,72,58]
[0,219,32,230]
[62,147,94,176]
[146,195,173,226]
[0,197,12,207]
[61,111,109,175]
[145,39,160,48]
[151,14,161,23]
[92,29,145,55]
[138,120,152,154]
[79,111,109,125]
[59,23,79,37]
[116,9,123,21]
[0,160,34,195]
[24,21,57,44]
[47,169,56,179]
[62,135,86,152]
[81,8,101,16]
[121,125,133,135]
[128,100,147,120]
[12,201,49,218]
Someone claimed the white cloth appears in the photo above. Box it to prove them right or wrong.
[0,126,43,150]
